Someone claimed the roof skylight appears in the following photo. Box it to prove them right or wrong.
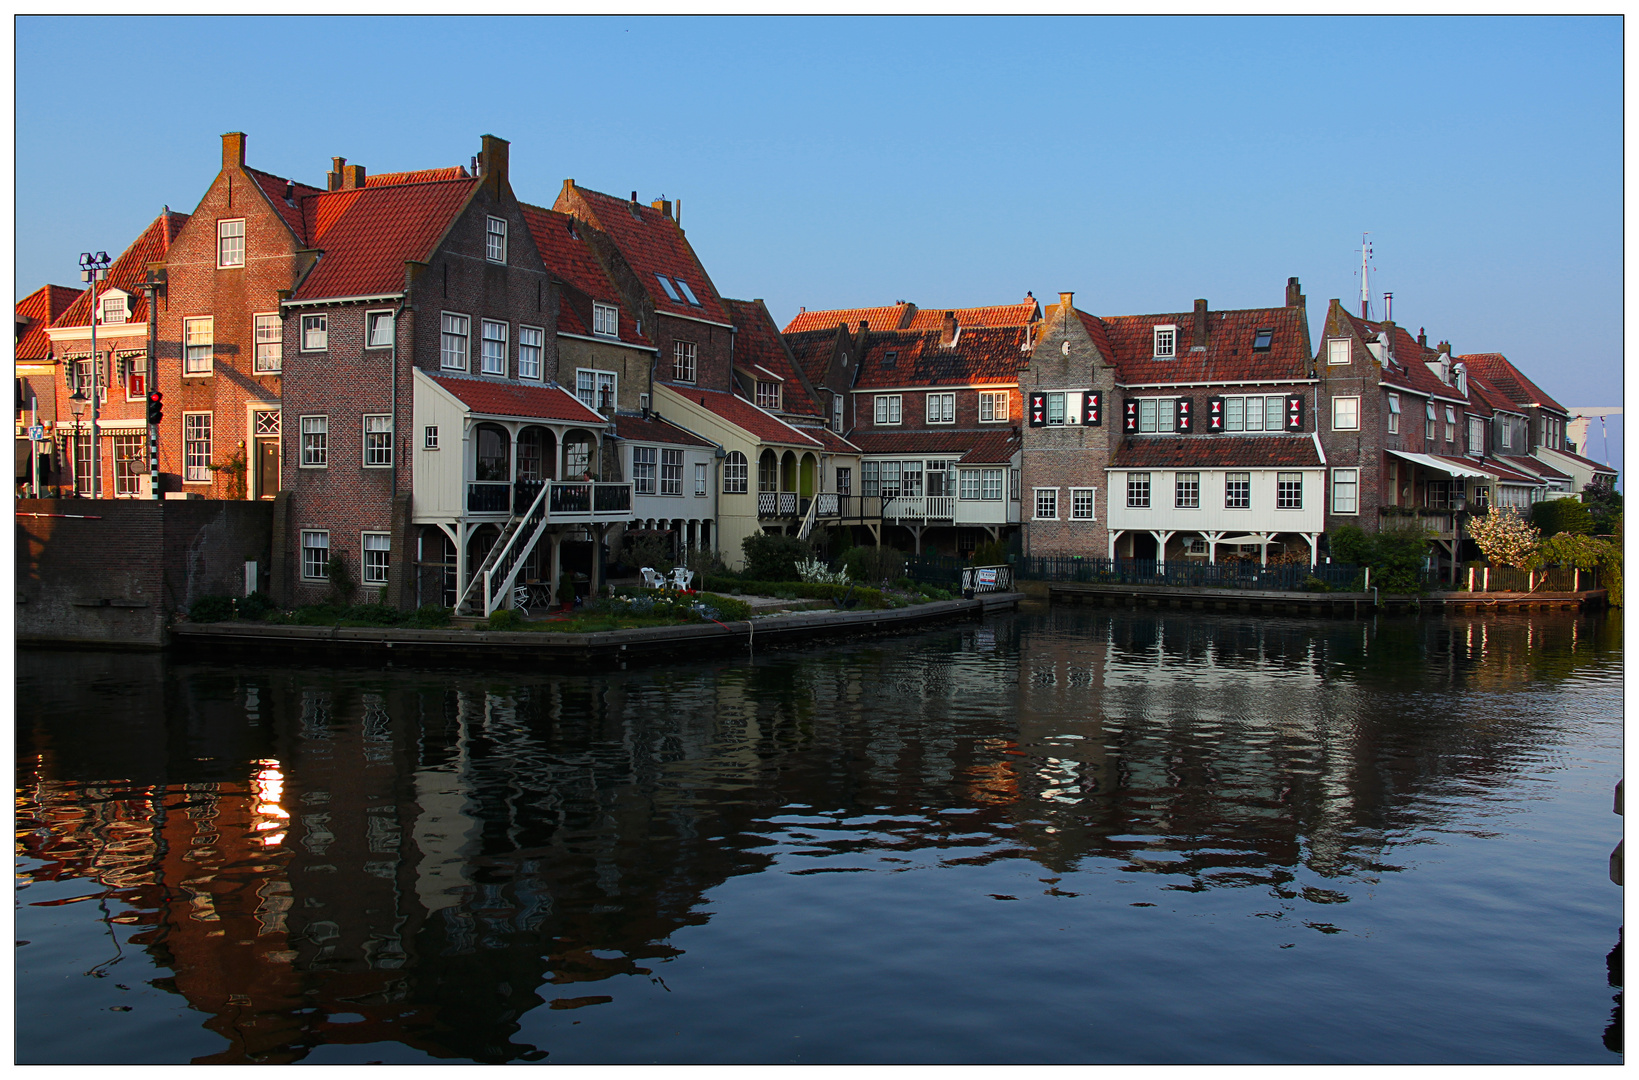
[655,274,682,303]
[1253,328,1274,351]
[675,279,702,307]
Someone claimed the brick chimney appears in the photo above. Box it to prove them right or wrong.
[1058,291,1074,311]
[479,134,509,197]
[651,198,673,219]
[222,132,247,171]
[940,311,958,346]
[327,157,346,192]
[341,164,366,190]
[1192,298,1209,348]
[1418,327,1427,347]
[1286,276,1305,308]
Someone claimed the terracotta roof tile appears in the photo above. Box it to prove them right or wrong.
[612,413,714,447]
[1475,456,1545,484]
[430,374,606,425]
[1110,435,1323,469]
[245,167,324,244]
[669,387,823,448]
[784,304,913,335]
[802,425,861,454]
[53,211,190,329]
[1457,353,1567,413]
[850,428,1018,459]
[1498,454,1573,482]
[1102,305,1310,385]
[521,203,651,347]
[16,284,84,360]
[722,297,823,416]
[294,179,477,300]
[1463,372,1516,416]
[855,326,1031,389]
[782,331,838,387]
[782,298,1039,335]
[559,185,729,324]
[959,428,1021,464]
[365,166,470,187]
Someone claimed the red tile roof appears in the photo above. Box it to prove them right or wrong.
[1110,435,1323,469]
[245,167,324,243]
[16,284,84,360]
[52,211,191,329]
[1073,308,1117,362]
[612,413,714,447]
[853,326,1032,390]
[430,374,606,425]
[1337,311,1470,402]
[802,425,861,453]
[850,428,1018,459]
[521,203,651,347]
[1499,454,1573,482]
[1462,371,1515,416]
[557,184,730,324]
[722,297,822,417]
[960,428,1021,464]
[1458,353,1567,414]
[366,167,470,187]
[782,298,1039,335]
[294,178,477,300]
[1475,456,1546,484]
[670,387,823,448]
[782,331,839,388]
[1102,305,1310,385]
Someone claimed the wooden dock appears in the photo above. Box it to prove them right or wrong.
[1045,581,1608,616]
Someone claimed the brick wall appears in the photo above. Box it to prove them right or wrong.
[16,497,272,646]
[1019,302,1113,557]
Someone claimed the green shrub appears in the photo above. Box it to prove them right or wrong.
[841,545,905,586]
[969,539,1008,567]
[344,600,402,626]
[238,590,275,620]
[1530,497,1594,537]
[702,576,886,607]
[742,533,814,582]
[917,583,953,601]
[1327,523,1429,591]
[326,552,357,605]
[487,608,525,631]
[408,605,451,628]
[621,532,674,575]
[189,594,236,622]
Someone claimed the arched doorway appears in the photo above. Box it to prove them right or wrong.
[758,450,778,493]
[799,453,817,497]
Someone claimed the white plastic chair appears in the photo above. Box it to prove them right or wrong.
[640,567,667,590]
[669,567,695,591]
[511,584,531,617]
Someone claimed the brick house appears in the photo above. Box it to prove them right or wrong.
[1458,352,1591,497]
[15,283,82,494]
[783,299,1037,556]
[44,211,188,499]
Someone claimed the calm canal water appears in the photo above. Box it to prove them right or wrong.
[16,604,1623,1064]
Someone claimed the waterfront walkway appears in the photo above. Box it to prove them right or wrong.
[1044,580,1608,615]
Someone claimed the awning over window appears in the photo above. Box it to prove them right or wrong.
[1385,449,1494,480]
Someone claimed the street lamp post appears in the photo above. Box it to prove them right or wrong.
[67,390,87,495]
[79,251,110,498]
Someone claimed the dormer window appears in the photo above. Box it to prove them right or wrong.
[655,275,683,303]
[756,380,780,410]
[674,279,702,307]
[593,303,619,337]
[1153,325,1176,358]
[486,217,507,263]
[217,219,245,268]
[99,295,127,325]
[1253,328,1274,351]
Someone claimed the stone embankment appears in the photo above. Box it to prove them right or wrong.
[170,591,1023,668]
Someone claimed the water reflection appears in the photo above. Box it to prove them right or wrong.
[15,608,1622,1064]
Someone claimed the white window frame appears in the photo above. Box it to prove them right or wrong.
[1276,472,1303,510]
[254,313,282,372]
[673,340,697,383]
[1327,338,1351,365]
[1126,473,1151,508]
[217,218,245,269]
[1175,472,1200,508]
[576,369,617,412]
[1426,401,1437,440]
[1223,394,1283,433]
[300,415,328,468]
[756,380,781,410]
[441,312,470,371]
[1331,395,1360,431]
[1444,405,1457,444]
[365,309,395,350]
[114,433,145,496]
[832,394,844,431]
[1138,397,1177,433]
[362,532,391,586]
[1046,392,1066,425]
[986,469,1005,501]
[1331,468,1358,514]
[1467,415,1485,455]
[486,216,507,263]
[1387,392,1401,433]
[301,530,330,582]
[723,450,748,494]
[1033,487,1059,520]
[1070,487,1095,520]
[661,449,684,496]
[633,446,657,494]
[874,394,902,425]
[183,412,213,483]
[184,316,214,375]
[593,303,619,337]
[301,313,328,353]
[1153,325,1177,358]
[100,294,128,325]
[517,324,544,380]
[979,390,1009,423]
[695,462,708,496]
[363,414,392,468]
[926,392,955,424]
[424,425,439,450]
[480,319,508,376]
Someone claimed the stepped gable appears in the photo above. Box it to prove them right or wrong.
[16,285,84,359]
[430,373,603,425]
[612,413,714,447]
[293,177,477,300]
[722,297,823,417]
[672,386,823,448]
[1458,352,1567,413]
[854,325,1031,390]
[52,210,191,328]
[1111,435,1323,469]
[521,203,651,346]
[559,184,729,324]
[244,167,324,243]
[1102,303,1309,385]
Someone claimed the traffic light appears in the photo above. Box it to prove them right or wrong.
[146,390,163,425]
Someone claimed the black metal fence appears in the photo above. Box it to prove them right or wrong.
[904,553,968,586]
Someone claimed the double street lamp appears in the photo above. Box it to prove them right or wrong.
[77,251,111,498]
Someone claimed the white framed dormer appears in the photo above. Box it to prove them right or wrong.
[593,302,619,337]
[1153,324,1177,359]
[97,290,131,326]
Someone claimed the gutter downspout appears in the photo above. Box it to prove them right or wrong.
[389,297,408,499]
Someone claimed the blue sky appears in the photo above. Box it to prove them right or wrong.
[16,15,1622,468]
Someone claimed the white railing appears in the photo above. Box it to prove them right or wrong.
[757,491,777,517]
[796,494,821,540]
[779,492,798,516]
[814,492,839,517]
[883,495,956,521]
